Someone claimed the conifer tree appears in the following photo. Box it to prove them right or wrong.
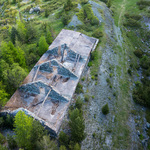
[10,27,17,44]
[69,108,85,142]
[46,28,53,44]
[38,36,49,56]
[14,111,33,149]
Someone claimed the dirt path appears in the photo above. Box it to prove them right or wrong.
[118,0,126,26]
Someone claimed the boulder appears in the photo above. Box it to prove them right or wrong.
[34,6,41,12]
[137,130,140,136]
[29,8,34,14]
[146,122,150,128]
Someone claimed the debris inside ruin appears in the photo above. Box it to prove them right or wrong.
[1,29,99,136]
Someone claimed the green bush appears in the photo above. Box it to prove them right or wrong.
[140,56,150,69]
[88,61,92,67]
[102,103,109,115]
[62,13,70,25]
[80,0,89,5]
[137,0,150,6]
[77,4,99,26]
[81,77,85,81]
[64,0,73,11]
[7,134,17,149]
[128,69,132,75]
[84,94,90,102]
[106,78,110,84]
[133,83,150,107]
[75,83,83,94]
[0,144,7,150]
[59,131,69,147]
[123,18,141,28]
[134,49,143,58]
[75,97,83,110]
[0,133,6,144]
[124,13,141,20]
[92,29,103,38]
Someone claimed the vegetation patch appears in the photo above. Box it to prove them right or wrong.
[77,4,99,26]
[102,103,109,115]
[75,83,83,94]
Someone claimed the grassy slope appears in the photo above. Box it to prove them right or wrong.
[111,0,150,148]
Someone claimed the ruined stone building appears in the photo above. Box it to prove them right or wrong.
[1,29,99,136]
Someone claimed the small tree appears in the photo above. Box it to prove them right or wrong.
[59,131,69,147]
[36,135,58,150]
[62,14,70,25]
[64,0,73,11]
[74,143,81,150]
[45,7,49,18]
[38,36,49,56]
[102,103,109,115]
[46,28,53,44]
[14,111,33,149]
[10,27,17,44]
[69,108,85,142]
[60,145,67,150]
[7,134,17,149]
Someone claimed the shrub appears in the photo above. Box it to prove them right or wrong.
[60,145,67,150]
[140,56,150,69]
[59,131,69,147]
[88,61,92,67]
[128,69,132,75]
[64,0,73,11]
[107,0,111,8]
[109,73,113,77]
[77,4,99,26]
[75,97,83,110]
[45,7,49,18]
[62,13,70,25]
[92,29,103,38]
[124,18,141,28]
[7,134,17,149]
[84,94,90,102]
[0,117,4,128]
[80,0,89,5]
[0,133,6,144]
[91,76,95,80]
[106,78,110,84]
[0,144,7,150]
[92,132,96,138]
[74,143,81,150]
[134,49,143,58]
[75,83,83,94]
[81,77,85,81]
[102,103,109,115]
[124,13,141,20]
[133,84,150,107]
[4,114,14,129]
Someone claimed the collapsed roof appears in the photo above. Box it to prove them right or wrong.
[1,29,99,136]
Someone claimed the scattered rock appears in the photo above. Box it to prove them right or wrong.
[29,8,34,14]
[29,6,41,14]
[146,122,150,128]
[112,115,115,123]
[137,130,140,136]
[135,115,141,120]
